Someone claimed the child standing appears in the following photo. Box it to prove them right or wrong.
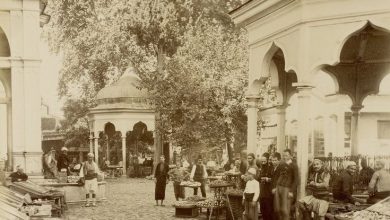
[242,167,260,220]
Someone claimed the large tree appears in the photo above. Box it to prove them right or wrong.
[45,0,248,160]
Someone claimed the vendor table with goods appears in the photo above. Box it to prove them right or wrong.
[0,185,57,219]
[325,196,390,220]
[204,180,235,220]
[8,181,66,217]
[224,172,241,189]
[105,165,123,178]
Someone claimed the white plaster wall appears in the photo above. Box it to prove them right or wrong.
[1,0,43,173]
[358,113,390,156]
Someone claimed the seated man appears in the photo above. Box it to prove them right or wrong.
[332,161,365,205]
[298,159,330,220]
[9,165,28,182]
[367,160,390,204]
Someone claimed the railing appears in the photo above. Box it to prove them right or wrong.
[313,155,390,192]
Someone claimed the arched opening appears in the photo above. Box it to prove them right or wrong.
[0,27,10,57]
[379,74,390,95]
[258,45,297,154]
[126,121,154,177]
[319,23,390,155]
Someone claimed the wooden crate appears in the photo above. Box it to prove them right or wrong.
[175,206,199,218]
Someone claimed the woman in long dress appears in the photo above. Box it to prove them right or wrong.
[43,148,58,179]
[154,155,169,206]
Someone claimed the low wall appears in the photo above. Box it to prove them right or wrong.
[41,181,107,204]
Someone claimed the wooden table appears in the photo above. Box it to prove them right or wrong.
[207,183,235,220]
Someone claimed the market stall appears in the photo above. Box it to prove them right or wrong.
[0,185,55,219]
[41,181,107,204]
[326,196,390,220]
[8,181,66,216]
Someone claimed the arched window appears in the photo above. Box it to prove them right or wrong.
[314,117,325,157]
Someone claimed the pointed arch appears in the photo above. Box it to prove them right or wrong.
[0,26,10,57]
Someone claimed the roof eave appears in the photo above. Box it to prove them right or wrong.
[229,0,296,27]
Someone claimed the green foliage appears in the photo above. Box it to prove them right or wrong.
[45,0,251,153]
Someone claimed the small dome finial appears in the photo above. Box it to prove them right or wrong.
[123,66,137,76]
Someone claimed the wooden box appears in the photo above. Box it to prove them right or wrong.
[175,206,199,218]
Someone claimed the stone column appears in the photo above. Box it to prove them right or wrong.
[276,106,287,152]
[121,133,127,176]
[246,96,261,154]
[94,133,99,163]
[106,135,110,161]
[89,133,94,153]
[296,85,313,200]
[350,104,363,156]
[6,102,12,171]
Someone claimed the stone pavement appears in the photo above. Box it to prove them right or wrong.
[63,178,222,220]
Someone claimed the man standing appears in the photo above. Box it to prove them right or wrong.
[298,159,330,220]
[258,153,274,220]
[57,147,70,173]
[332,161,365,205]
[190,155,208,197]
[274,149,298,220]
[9,165,28,182]
[168,161,189,201]
[270,152,282,219]
[242,168,260,220]
[80,153,100,207]
[154,155,169,206]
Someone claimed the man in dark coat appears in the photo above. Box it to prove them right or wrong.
[332,161,365,205]
[9,165,28,182]
[274,149,298,220]
[258,153,274,220]
[270,152,282,220]
[154,155,169,206]
[57,147,70,174]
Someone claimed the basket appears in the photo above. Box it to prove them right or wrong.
[226,193,244,220]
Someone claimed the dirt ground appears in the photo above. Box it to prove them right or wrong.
[63,178,220,220]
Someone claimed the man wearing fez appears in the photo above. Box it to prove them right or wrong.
[298,159,330,220]
[190,155,208,197]
[80,153,100,207]
[9,165,28,182]
[332,161,365,205]
[57,147,70,174]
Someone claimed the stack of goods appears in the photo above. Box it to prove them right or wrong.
[9,181,65,217]
[226,188,243,197]
[197,198,225,208]
[67,175,80,183]
[180,181,201,187]
[58,171,67,183]
[173,201,196,207]
[225,170,240,176]
[352,196,390,220]
[0,186,54,219]
[209,179,232,187]
[185,195,206,202]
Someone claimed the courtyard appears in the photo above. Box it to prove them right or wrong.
[64,178,201,220]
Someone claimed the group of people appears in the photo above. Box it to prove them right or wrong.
[153,155,209,206]
[238,150,390,220]
[155,149,389,220]
[42,147,81,178]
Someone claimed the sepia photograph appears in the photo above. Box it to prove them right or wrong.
[0,0,390,219]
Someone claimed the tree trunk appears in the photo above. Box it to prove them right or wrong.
[154,45,165,168]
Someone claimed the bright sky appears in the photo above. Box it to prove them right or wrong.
[40,38,64,117]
